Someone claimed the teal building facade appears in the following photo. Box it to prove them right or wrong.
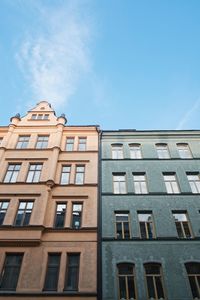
[101,130,200,300]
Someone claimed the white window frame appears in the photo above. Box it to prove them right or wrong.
[133,173,148,194]
[163,173,180,194]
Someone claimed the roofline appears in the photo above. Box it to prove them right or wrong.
[101,129,200,133]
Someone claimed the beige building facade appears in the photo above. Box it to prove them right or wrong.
[0,101,99,299]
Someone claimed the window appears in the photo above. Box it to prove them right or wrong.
[187,173,200,194]
[75,166,85,184]
[26,164,42,183]
[138,212,155,239]
[54,203,66,228]
[0,201,9,225]
[78,137,86,151]
[4,164,21,183]
[185,262,200,299]
[113,174,127,194]
[66,138,74,151]
[163,173,180,194]
[117,263,137,300]
[172,212,192,238]
[0,254,23,290]
[36,135,49,149]
[60,166,71,185]
[16,136,30,149]
[31,114,49,120]
[43,114,49,120]
[115,212,130,239]
[129,143,142,159]
[112,144,123,159]
[43,254,61,291]
[64,254,80,291]
[31,114,37,119]
[144,263,165,300]
[156,144,170,159]
[133,173,148,194]
[14,201,33,226]
[0,138,3,145]
[177,143,192,158]
[72,204,82,229]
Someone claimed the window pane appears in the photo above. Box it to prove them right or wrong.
[55,204,66,228]
[75,173,84,184]
[155,276,165,298]
[145,265,160,274]
[116,223,123,239]
[128,276,136,298]
[140,222,147,238]
[44,254,60,291]
[65,254,80,290]
[124,222,130,238]
[0,254,23,290]
[188,277,199,298]
[186,263,200,274]
[119,277,126,299]
[146,276,155,298]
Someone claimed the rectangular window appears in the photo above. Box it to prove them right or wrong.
[177,143,192,158]
[133,173,148,194]
[75,166,85,184]
[118,264,136,300]
[31,114,37,119]
[187,173,200,194]
[144,264,165,299]
[156,144,170,159]
[115,212,130,239]
[113,174,127,194]
[138,212,155,239]
[0,201,9,225]
[72,204,82,229]
[173,212,192,238]
[185,263,200,299]
[14,201,34,226]
[16,136,30,149]
[78,137,86,151]
[0,254,23,290]
[112,144,123,159]
[64,254,80,291]
[43,254,61,291]
[60,165,71,185]
[26,164,42,183]
[4,164,21,183]
[31,114,49,120]
[66,138,74,151]
[0,138,3,145]
[78,137,87,151]
[163,173,180,194]
[129,144,142,159]
[54,203,66,228]
[36,135,49,149]
[43,114,49,120]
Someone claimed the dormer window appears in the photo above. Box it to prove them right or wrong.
[31,114,49,120]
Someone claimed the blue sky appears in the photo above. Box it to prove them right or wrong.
[0,0,200,130]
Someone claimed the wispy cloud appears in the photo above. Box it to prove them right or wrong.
[176,98,200,129]
[16,0,93,108]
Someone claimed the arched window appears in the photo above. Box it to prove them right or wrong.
[155,143,170,159]
[117,263,137,300]
[185,262,200,299]
[177,143,192,158]
[144,263,165,299]
[111,144,123,159]
[129,144,142,159]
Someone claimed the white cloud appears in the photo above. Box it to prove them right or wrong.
[176,98,200,129]
[16,0,92,108]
